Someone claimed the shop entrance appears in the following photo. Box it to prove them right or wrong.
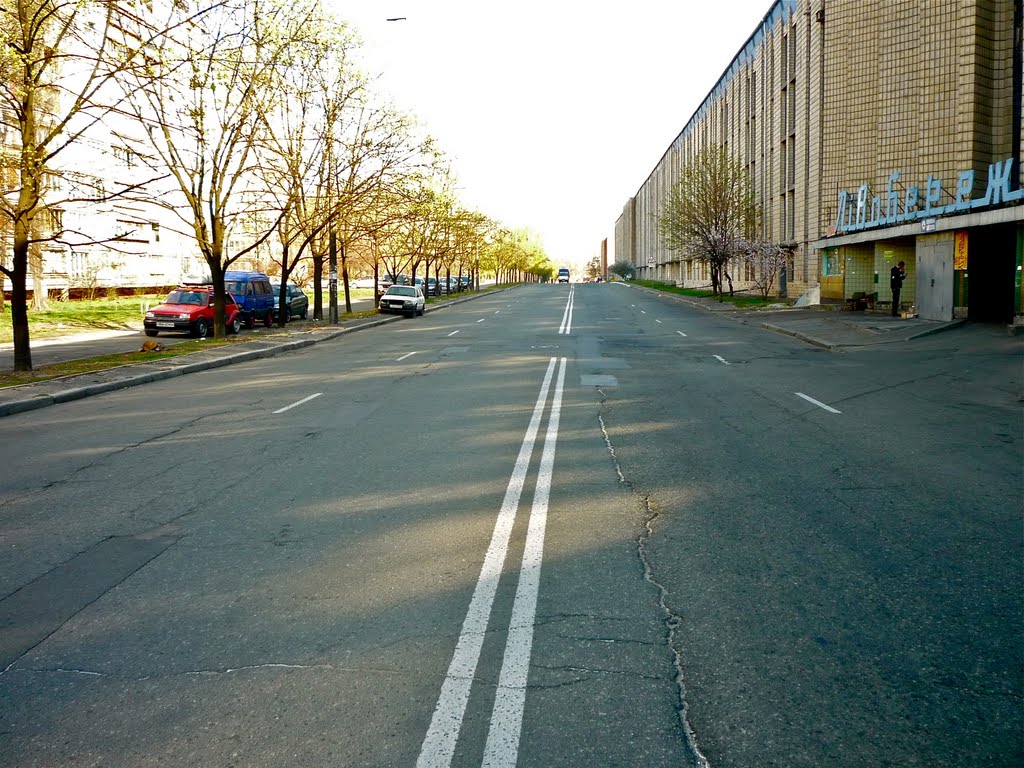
[969,223,1018,323]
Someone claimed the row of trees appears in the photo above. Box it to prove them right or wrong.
[0,0,551,371]
[657,146,788,299]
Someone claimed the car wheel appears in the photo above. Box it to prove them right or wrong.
[300,306,307,319]
[245,313,256,329]
[193,318,209,338]
[264,310,273,327]
[144,329,158,337]
[284,307,291,323]
[229,316,242,334]
[418,305,424,316]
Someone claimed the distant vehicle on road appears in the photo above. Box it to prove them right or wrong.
[144,286,242,338]
[557,268,570,283]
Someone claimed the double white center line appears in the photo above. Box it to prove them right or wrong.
[558,287,574,334]
[417,357,567,768]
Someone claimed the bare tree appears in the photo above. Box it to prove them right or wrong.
[0,0,207,370]
[657,145,757,300]
[324,104,437,315]
[124,0,316,337]
[738,239,789,299]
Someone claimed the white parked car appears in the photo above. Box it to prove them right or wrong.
[378,285,425,317]
[352,276,377,289]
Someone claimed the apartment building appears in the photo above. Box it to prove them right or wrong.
[0,0,202,300]
[615,0,1023,323]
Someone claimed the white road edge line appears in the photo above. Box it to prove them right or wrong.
[795,392,842,414]
[397,352,418,362]
[655,319,662,324]
[416,358,559,768]
[477,318,486,323]
[272,393,322,414]
[713,355,731,365]
[482,357,566,767]
[676,331,688,337]
[447,330,460,337]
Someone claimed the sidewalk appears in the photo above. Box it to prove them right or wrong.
[645,290,968,350]
[0,287,971,419]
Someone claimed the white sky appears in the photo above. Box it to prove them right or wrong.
[332,0,774,269]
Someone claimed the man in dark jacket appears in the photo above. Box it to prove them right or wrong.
[890,261,906,316]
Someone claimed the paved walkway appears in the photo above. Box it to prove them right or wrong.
[0,288,977,418]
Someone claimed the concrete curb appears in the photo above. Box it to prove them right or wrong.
[907,319,968,339]
[759,322,839,350]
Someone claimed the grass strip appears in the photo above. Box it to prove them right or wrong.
[631,279,783,309]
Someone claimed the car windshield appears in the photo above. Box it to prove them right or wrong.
[224,281,246,294]
[387,287,416,297]
[166,290,205,305]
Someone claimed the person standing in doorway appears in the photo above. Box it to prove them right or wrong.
[890,261,906,316]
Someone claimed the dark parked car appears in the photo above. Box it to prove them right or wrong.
[271,283,309,321]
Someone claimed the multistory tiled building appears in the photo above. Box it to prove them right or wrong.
[615,0,1023,323]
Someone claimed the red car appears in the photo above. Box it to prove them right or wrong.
[144,286,242,338]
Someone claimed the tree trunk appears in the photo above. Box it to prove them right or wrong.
[340,239,351,314]
[312,251,324,320]
[11,228,32,371]
[208,257,227,338]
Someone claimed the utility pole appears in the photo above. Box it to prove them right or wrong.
[329,229,338,324]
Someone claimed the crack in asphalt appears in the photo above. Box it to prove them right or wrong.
[597,392,711,768]
[0,415,220,513]
[13,661,411,681]
[532,662,663,680]
[552,634,657,647]
[1,532,179,676]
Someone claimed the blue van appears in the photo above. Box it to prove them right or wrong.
[224,271,275,328]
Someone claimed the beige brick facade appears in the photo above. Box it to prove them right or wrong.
[615,0,1023,318]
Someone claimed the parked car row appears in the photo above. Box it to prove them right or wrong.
[351,274,474,295]
[145,268,471,337]
[144,271,310,338]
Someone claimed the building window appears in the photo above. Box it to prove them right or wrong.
[44,208,63,234]
[787,191,795,240]
[116,219,148,243]
[823,248,842,276]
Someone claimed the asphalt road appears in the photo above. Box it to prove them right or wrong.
[0,283,1020,767]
